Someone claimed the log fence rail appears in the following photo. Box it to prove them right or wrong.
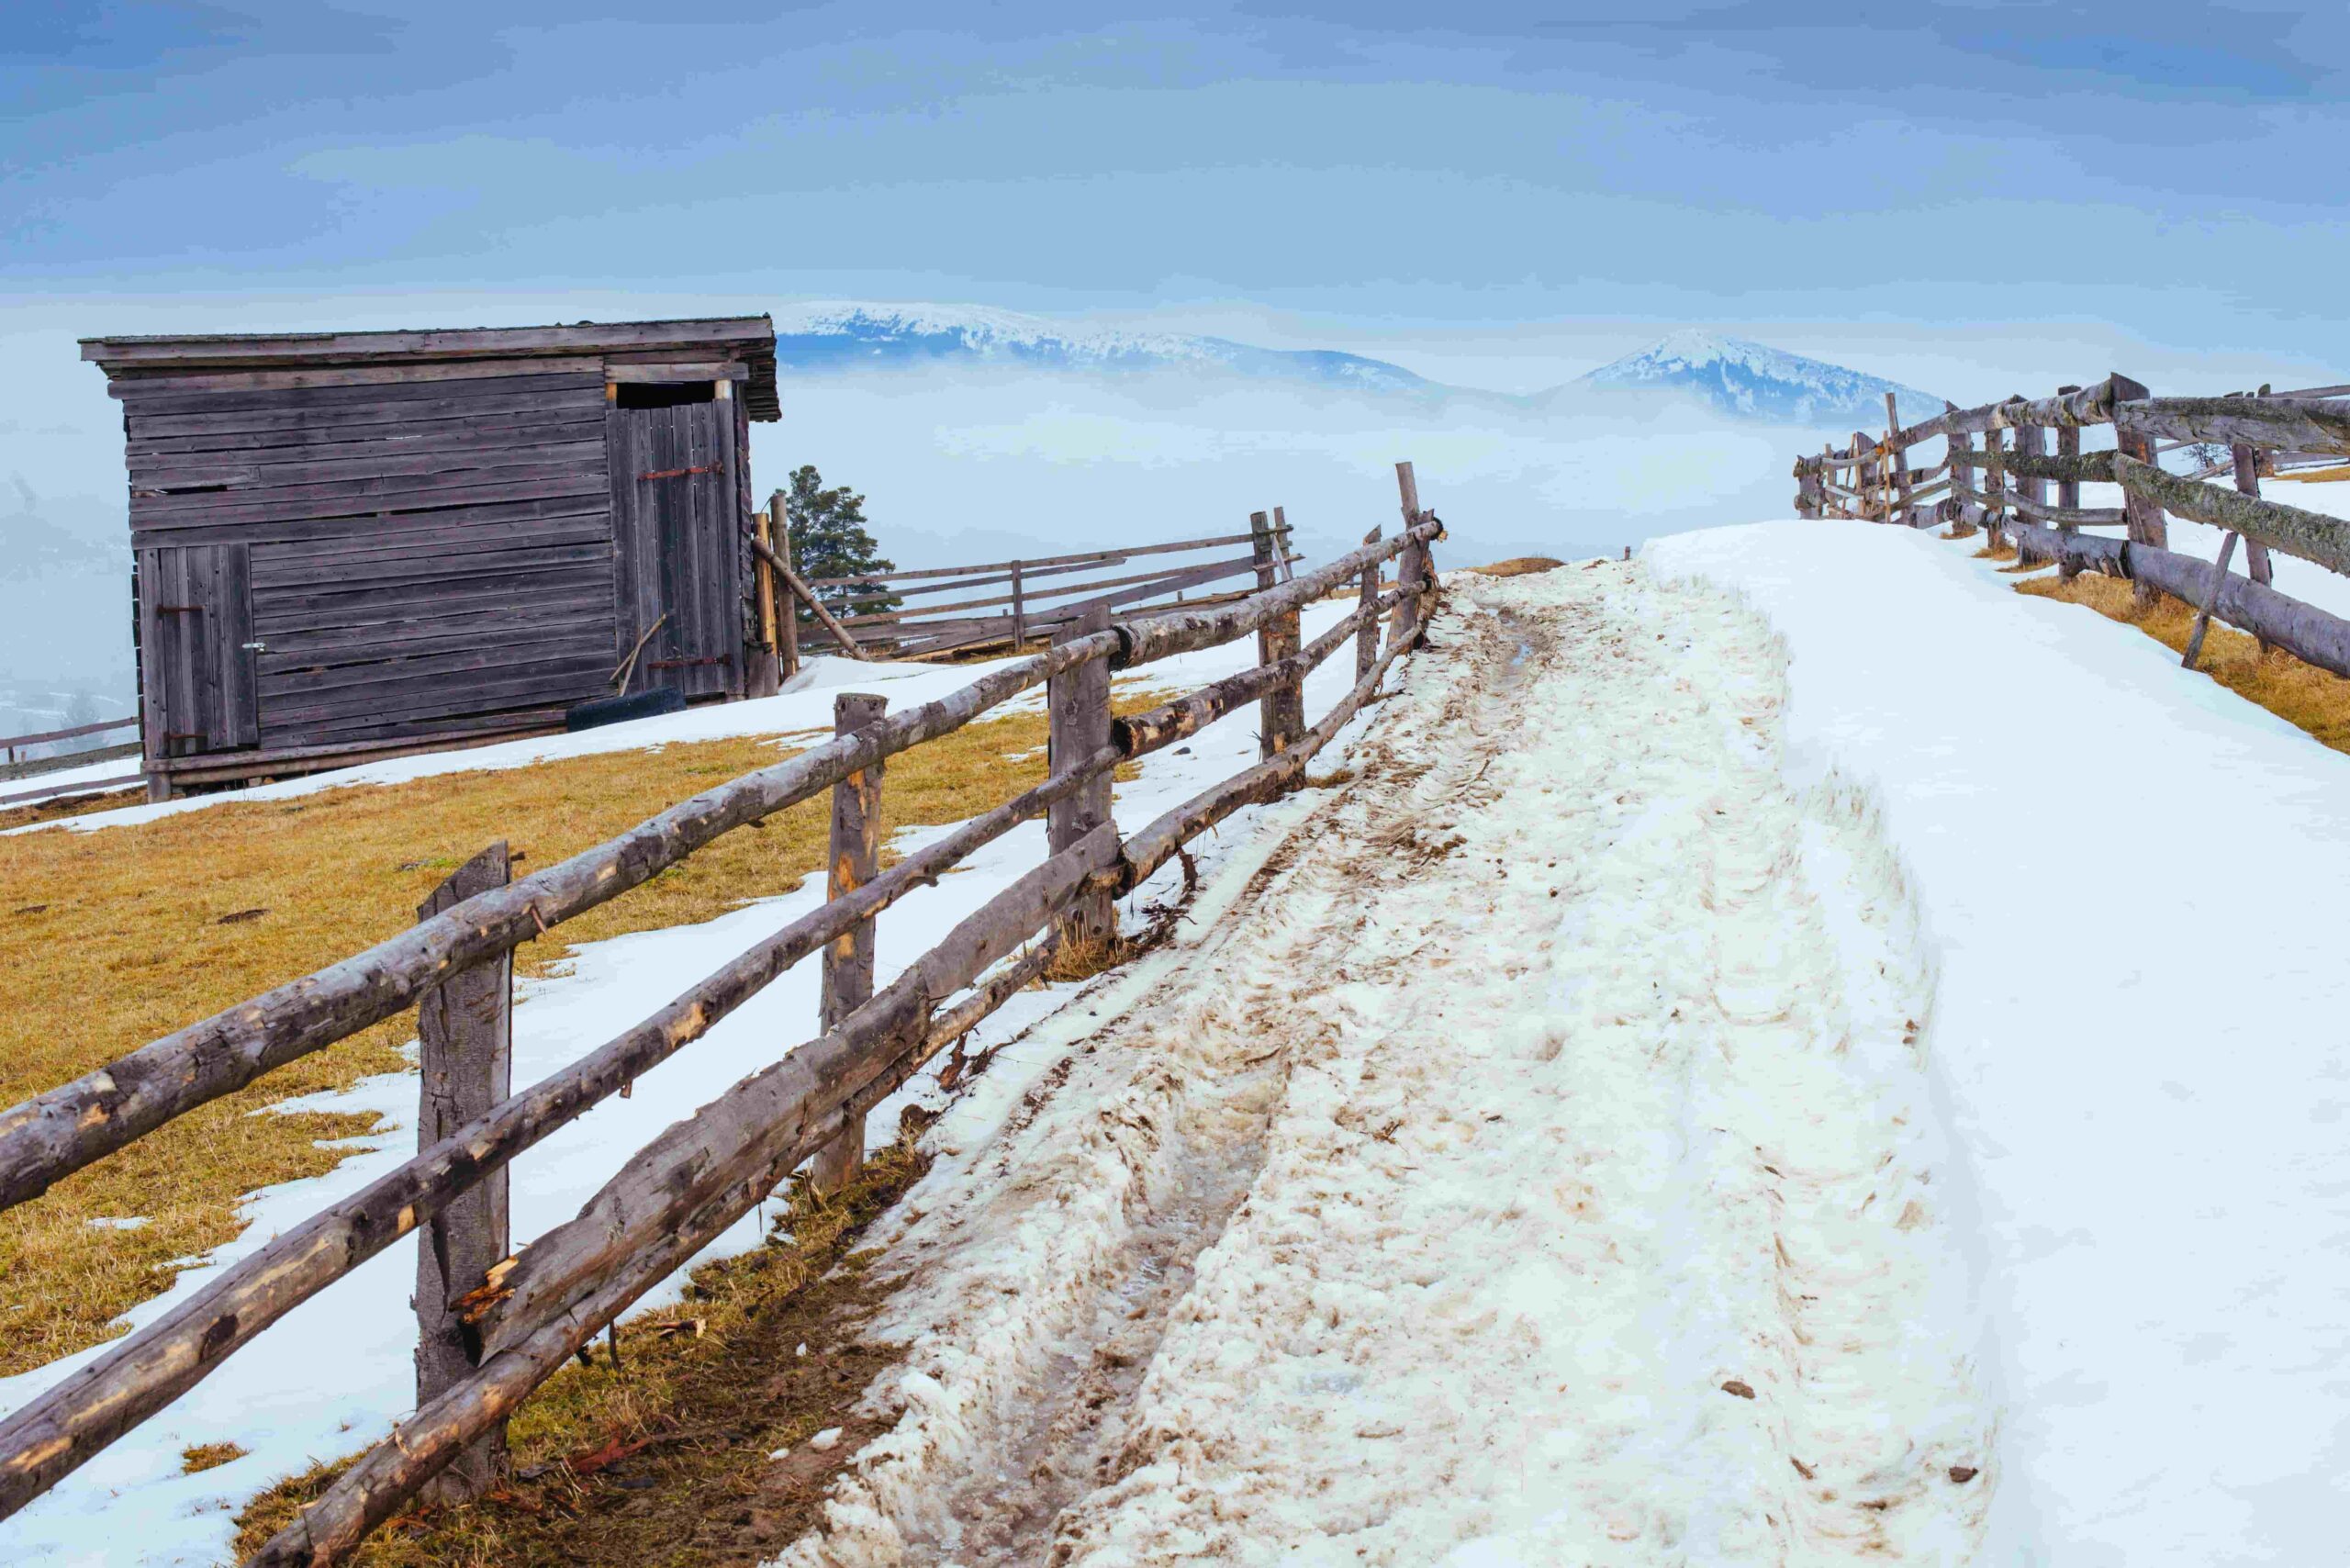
[0,464,1448,1567]
[1794,374,2350,675]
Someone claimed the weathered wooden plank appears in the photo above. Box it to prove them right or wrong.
[132,494,613,552]
[132,459,607,528]
[112,366,608,414]
[257,658,615,727]
[252,539,612,593]
[124,385,609,441]
[256,633,620,700]
[127,409,605,465]
[134,438,606,496]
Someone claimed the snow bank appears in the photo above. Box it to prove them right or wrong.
[1648,521,2350,1565]
[0,609,1360,1566]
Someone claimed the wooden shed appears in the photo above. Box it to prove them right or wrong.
[81,317,781,798]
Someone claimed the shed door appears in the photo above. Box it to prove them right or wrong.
[138,543,260,756]
[609,384,741,700]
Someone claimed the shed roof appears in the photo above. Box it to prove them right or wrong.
[81,316,780,420]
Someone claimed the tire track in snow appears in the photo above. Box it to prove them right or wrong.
[773,563,1994,1567]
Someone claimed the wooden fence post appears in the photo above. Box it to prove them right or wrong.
[414,843,513,1504]
[1251,511,1303,758]
[1010,560,1027,651]
[813,693,886,1195]
[1884,393,1912,526]
[2055,390,2085,579]
[2111,374,2167,606]
[2231,442,2277,652]
[1271,506,1296,582]
[1390,463,1427,644]
[1047,604,1116,955]
[1356,526,1382,677]
[2014,422,2050,564]
[767,488,800,681]
[1982,423,2009,548]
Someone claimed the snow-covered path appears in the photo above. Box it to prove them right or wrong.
[778,564,1993,1566]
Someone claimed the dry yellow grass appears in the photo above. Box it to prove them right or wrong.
[2015,574,2350,753]
[181,1439,249,1474]
[1465,556,1567,578]
[0,685,1160,1376]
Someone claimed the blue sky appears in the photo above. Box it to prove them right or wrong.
[7,1,2347,387]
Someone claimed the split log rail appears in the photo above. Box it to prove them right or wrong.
[0,464,1448,1567]
[1794,375,2350,674]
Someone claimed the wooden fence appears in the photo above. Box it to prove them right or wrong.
[749,503,1299,671]
[0,717,143,808]
[0,465,1448,1565]
[1794,377,2350,675]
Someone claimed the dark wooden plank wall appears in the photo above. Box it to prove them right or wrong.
[119,364,621,751]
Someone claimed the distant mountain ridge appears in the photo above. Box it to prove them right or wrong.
[769,306,1940,427]
[1571,330,1942,429]
[772,303,1435,396]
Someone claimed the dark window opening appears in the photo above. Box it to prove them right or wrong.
[614,381,716,409]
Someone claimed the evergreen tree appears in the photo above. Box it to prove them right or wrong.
[781,465,900,623]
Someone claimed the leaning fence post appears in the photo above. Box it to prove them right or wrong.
[414,842,514,1504]
[1048,604,1116,955]
[1355,526,1382,678]
[1271,505,1296,582]
[768,487,800,680]
[813,693,887,1195]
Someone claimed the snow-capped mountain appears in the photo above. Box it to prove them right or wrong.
[1572,330,1942,429]
[773,303,1435,396]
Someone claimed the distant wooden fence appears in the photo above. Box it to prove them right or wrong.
[0,465,1448,1565]
[749,505,1299,670]
[0,717,142,807]
[1794,377,2350,675]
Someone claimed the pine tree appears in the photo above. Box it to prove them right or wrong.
[781,465,900,623]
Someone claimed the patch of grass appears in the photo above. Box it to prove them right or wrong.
[2017,573,2350,753]
[0,786,146,834]
[182,1439,249,1474]
[233,1132,932,1566]
[1973,538,2019,562]
[0,686,1164,1376]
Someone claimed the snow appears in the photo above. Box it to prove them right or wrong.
[1648,521,2350,1564]
[0,606,1367,1568]
[767,566,1992,1564]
